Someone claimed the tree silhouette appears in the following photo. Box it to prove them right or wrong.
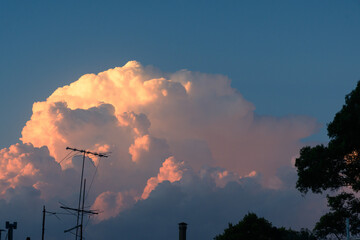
[214,213,316,240]
[295,81,360,239]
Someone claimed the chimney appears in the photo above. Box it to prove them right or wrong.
[178,222,187,240]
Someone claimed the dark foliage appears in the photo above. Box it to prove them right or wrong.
[214,213,316,240]
[295,81,360,239]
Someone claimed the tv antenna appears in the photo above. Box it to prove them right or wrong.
[63,147,109,240]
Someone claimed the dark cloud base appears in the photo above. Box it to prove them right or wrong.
[0,170,326,240]
[89,172,326,240]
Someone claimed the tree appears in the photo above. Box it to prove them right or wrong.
[295,81,360,239]
[214,213,316,240]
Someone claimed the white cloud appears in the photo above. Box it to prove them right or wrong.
[0,61,324,239]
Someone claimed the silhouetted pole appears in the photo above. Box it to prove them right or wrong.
[5,221,17,240]
[179,222,187,240]
[64,147,108,239]
[42,205,46,240]
[75,151,86,240]
[80,179,86,240]
[0,229,5,240]
[346,218,350,240]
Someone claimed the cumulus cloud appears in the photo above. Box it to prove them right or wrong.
[21,61,318,180]
[0,61,324,239]
[92,190,136,222]
[0,143,65,200]
[89,169,326,240]
[141,156,185,199]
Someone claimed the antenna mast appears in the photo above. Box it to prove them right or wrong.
[64,147,108,240]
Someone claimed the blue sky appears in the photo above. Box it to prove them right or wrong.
[1,1,360,239]
[1,0,360,148]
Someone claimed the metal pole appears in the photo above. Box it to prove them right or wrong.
[8,229,13,240]
[42,205,46,240]
[6,222,17,240]
[0,229,5,240]
[80,179,86,240]
[64,147,107,238]
[346,218,350,240]
[75,152,86,240]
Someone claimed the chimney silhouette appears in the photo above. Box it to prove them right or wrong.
[178,222,187,240]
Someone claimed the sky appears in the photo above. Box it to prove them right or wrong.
[1,1,360,239]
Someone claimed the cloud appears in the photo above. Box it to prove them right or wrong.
[89,169,326,240]
[21,61,318,181]
[141,156,185,199]
[0,143,65,199]
[92,190,136,222]
[0,61,324,239]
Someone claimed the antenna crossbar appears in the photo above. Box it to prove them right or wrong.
[60,206,98,215]
[66,147,109,157]
[64,225,81,233]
